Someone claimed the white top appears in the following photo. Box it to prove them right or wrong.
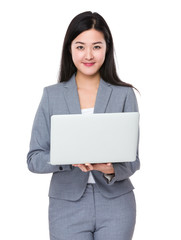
[81,107,96,184]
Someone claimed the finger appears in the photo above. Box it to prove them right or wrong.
[106,162,112,166]
[91,163,102,170]
[78,166,85,172]
[78,164,89,172]
[85,163,93,170]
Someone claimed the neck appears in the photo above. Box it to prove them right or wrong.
[75,72,100,90]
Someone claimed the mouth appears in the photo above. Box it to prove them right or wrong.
[82,62,95,67]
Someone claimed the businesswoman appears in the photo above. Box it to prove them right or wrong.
[27,11,140,240]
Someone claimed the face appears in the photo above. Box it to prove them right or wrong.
[70,29,107,78]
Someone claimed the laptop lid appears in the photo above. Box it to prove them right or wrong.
[50,112,139,165]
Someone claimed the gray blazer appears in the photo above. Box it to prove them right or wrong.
[27,75,140,201]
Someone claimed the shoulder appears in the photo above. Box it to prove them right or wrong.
[109,83,138,111]
[44,82,64,92]
[108,82,135,97]
[42,83,65,98]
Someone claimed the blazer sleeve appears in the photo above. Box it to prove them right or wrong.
[27,88,72,173]
[108,87,140,185]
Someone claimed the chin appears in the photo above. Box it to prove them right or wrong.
[80,69,100,77]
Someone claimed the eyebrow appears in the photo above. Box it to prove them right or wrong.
[74,41,103,45]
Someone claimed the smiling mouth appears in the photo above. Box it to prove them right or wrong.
[83,62,95,67]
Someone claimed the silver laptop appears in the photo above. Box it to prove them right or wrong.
[50,112,139,165]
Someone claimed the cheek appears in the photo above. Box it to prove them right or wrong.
[71,51,82,65]
[96,51,106,64]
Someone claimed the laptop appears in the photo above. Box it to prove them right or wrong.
[50,112,139,165]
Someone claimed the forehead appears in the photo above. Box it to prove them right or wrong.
[72,29,105,44]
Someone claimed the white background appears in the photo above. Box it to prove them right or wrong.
[0,0,181,239]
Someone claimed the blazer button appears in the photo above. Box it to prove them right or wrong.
[59,166,63,171]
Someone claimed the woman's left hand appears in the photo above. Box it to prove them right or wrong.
[72,162,115,174]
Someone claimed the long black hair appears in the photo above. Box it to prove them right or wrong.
[58,11,134,89]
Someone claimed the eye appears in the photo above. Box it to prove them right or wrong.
[76,46,84,50]
[93,45,101,50]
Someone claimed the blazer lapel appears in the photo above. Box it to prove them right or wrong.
[94,78,113,114]
[63,74,113,114]
[63,75,81,114]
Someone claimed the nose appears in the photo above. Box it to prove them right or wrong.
[85,48,93,60]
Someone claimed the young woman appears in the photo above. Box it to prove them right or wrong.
[27,11,140,240]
